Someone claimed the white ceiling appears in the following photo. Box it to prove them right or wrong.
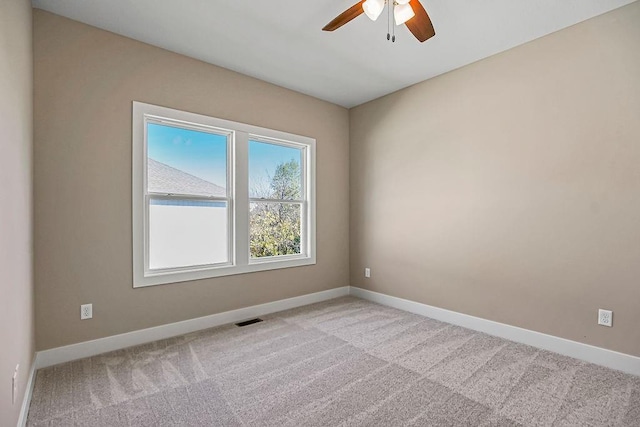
[32,0,636,108]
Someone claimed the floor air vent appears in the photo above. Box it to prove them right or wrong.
[235,318,263,327]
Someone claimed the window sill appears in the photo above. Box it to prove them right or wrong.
[133,255,316,288]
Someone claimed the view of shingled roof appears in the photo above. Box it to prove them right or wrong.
[148,158,226,197]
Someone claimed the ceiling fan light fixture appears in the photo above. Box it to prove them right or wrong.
[322,0,435,44]
[363,0,385,21]
[394,2,415,25]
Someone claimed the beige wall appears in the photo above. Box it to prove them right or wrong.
[33,10,350,351]
[350,3,640,357]
[0,0,34,424]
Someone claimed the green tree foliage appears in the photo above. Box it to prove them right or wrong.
[250,160,301,258]
[270,160,301,200]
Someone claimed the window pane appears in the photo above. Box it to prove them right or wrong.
[250,202,301,258]
[149,199,228,269]
[249,140,302,200]
[147,122,227,197]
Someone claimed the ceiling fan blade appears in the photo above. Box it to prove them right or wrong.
[322,1,366,31]
[405,0,435,42]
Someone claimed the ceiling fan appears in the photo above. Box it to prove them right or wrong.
[322,0,435,43]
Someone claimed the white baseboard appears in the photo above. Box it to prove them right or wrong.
[350,287,640,377]
[17,357,37,427]
[30,284,640,377]
[35,286,349,369]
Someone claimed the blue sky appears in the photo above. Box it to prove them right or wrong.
[148,123,228,186]
[147,123,301,190]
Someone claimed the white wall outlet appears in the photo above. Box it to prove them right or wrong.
[364,268,371,278]
[12,364,19,405]
[598,309,613,327]
[81,303,93,320]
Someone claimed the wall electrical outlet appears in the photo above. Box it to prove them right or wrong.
[598,309,613,327]
[12,364,19,405]
[81,303,93,320]
[364,268,371,278]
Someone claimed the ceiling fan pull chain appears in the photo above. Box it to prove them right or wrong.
[387,0,391,41]
[392,2,396,42]
[391,1,396,42]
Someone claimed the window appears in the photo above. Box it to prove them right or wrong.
[133,102,315,287]
[249,139,305,260]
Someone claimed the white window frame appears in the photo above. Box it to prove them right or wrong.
[133,101,316,288]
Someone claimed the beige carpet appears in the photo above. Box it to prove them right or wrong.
[27,296,640,426]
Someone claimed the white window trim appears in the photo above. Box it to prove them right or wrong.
[132,101,316,288]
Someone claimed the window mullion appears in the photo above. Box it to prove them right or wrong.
[234,131,250,267]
